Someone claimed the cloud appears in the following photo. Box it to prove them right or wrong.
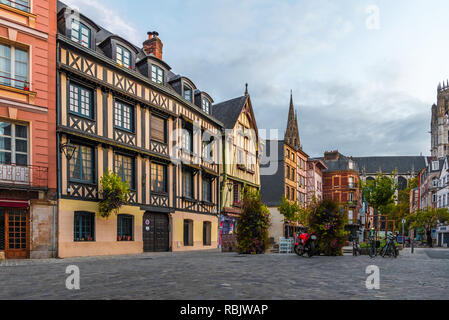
[62,0,140,45]
[59,0,435,158]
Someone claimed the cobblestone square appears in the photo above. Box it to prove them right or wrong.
[0,248,448,300]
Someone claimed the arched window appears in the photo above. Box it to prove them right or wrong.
[398,176,408,191]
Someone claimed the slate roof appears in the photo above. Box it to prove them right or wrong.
[353,156,427,175]
[57,1,222,126]
[260,140,285,207]
[212,96,248,129]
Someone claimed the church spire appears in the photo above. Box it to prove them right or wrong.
[284,90,301,149]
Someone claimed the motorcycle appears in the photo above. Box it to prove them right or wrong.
[294,232,317,257]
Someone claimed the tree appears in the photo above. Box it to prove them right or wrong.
[408,208,449,247]
[387,177,418,233]
[236,188,271,254]
[361,172,398,215]
[278,196,309,229]
[308,200,348,256]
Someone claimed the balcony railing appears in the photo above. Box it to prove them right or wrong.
[1,0,30,13]
[0,75,31,91]
[0,163,48,189]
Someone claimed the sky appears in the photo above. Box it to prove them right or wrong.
[61,0,449,157]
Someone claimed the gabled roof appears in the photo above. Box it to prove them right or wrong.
[212,95,248,129]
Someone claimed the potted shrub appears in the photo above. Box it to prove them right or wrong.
[23,81,29,91]
[99,170,131,219]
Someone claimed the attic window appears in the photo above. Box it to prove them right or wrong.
[116,44,131,68]
[202,98,210,114]
[432,161,439,171]
[71,20,91,48]
[183,84,192,102]
[151,65,164,84]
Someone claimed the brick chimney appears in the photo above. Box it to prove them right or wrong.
[324,150,340,161]
[143,31,163,60]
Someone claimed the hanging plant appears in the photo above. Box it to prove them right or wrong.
[98,170,131,219]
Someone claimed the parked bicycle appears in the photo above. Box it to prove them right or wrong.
[368,228,379,258]
[351,231,361,256]
[381,231,399,258]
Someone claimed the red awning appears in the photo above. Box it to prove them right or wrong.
[0,199,29,208]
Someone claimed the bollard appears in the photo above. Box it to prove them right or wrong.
[411,239,414,254]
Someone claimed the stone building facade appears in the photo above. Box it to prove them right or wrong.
[431,81,449,159]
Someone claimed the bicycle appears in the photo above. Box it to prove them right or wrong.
[381,231,398,258]
[351,231,361,256]
[368,228,378,258]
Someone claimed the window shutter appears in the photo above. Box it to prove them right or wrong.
[151,115,165,142]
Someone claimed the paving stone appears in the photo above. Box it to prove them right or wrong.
[0,249,448,299]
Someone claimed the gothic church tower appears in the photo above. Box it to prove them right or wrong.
[431,81,449,159]
[284,91,301,149]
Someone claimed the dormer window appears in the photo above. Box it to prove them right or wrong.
[116,44,131,68]
[202,98,210,114]
[151,65,164,84]
[71,20,91,48]
[183,84,192,102]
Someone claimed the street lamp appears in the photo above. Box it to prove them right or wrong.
[60,142,77,161]
[226,180,233,192]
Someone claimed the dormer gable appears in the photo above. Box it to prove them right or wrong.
[57,7,101,50]
[194,90,214,115]
[98,35,139,70]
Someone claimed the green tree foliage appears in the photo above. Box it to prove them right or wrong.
[278,196,309,227]
[236,188,271,254]
[308,200,348,256]
[98,170,131,218]
[408,208,449,247]
[361,172,398,214]
[387,177,418,232]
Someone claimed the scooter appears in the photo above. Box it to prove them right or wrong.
[294,232,317,257]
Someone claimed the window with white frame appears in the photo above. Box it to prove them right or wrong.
[151,65,164,84]
[0,0,30,12]
[71,20,91,48]
[183,84,192,102]
[116,44,131,68]
[0,43,28,90]
[432,161,439,171]
[433,178,438,187]
[202,98,210,114]
[69,83,93,118]
[114,100,133,132]
[0,121,28,166]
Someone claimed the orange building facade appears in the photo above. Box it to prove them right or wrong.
[0,0,57,259]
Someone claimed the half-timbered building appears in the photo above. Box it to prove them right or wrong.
[212,86,260,250]
[56,2,221,257]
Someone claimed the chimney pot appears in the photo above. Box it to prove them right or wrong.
[143,31,163,60]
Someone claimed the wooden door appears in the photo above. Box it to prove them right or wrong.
[5,208,29,259]
[143,212,169,252]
